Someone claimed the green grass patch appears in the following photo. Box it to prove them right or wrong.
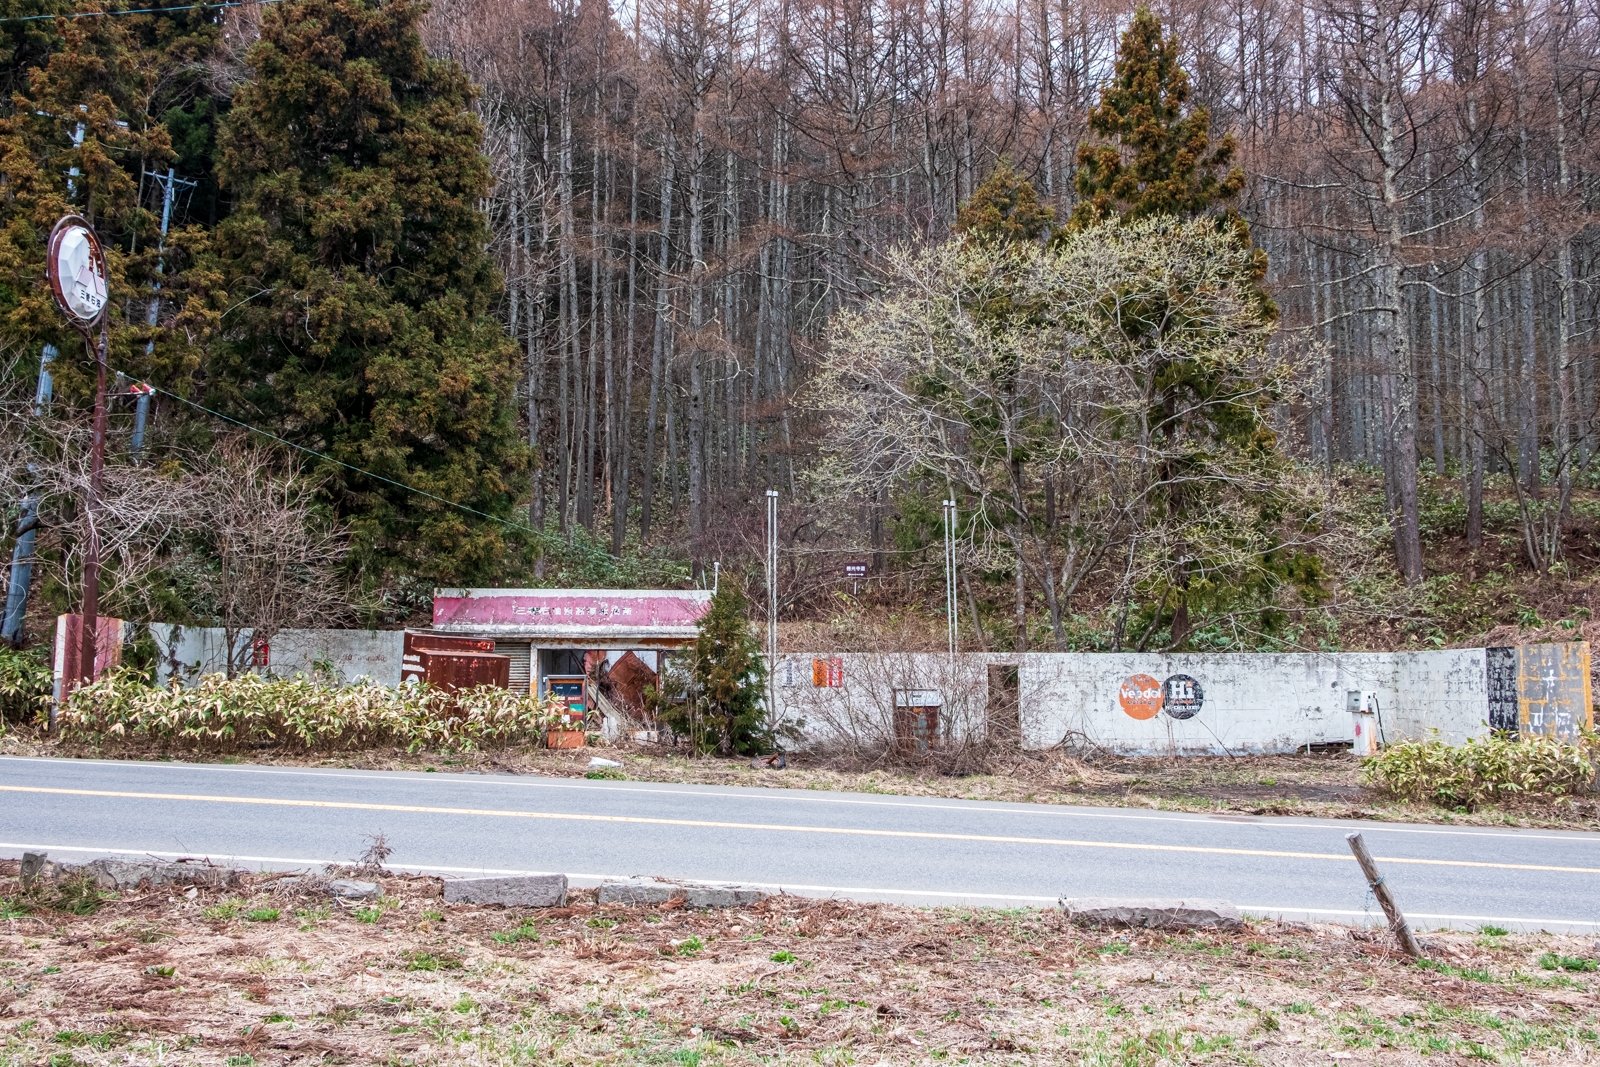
[492,922,540,945]
[1539,952,1598,972]
[406,951,464,972]
[203,898,245,921]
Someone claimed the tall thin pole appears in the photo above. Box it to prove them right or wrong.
[79,321,108,689]
[135,167,193,459]
[943,499,958,661]
[766,489,779,728]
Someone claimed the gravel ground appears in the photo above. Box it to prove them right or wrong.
[1,863,1597,1066]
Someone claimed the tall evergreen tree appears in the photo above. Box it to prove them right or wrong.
[1061,10,1298,648]
[664,578,768,755]
[0,4,219,394]
[1069,7,1245,230]
[211,0,522,585]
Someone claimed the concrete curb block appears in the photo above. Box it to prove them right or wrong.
[1061,896,1243,930]
[597,879,684,905]
[597,878,772,908]
[442,874,568,907]
[38,857,242,891]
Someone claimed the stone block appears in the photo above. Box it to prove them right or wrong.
[1061,896,1242,931]
[329,879,381,900]
[442,874,568,907]
[64,858,241,891]
[597,879,685,905]
[683,884,770,908]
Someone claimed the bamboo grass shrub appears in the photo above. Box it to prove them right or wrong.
[59,670,569,752]
[1362,731,1598,808]
[0,646,51,727]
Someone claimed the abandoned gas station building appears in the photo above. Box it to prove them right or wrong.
[147,587,713,722]
[422,587,711,714]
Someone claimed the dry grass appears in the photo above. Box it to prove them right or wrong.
[0,864,1595,1066]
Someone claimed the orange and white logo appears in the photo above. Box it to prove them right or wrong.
[1118,673,1164,720]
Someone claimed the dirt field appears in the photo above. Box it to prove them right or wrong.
[10,728,1594,832]
[1,863,1596,1066]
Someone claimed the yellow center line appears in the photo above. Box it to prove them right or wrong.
[4,784,1596,874]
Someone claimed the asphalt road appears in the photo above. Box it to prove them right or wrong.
[2,755,1597,932]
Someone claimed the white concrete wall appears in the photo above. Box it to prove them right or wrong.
[775,649,1492,756]
[147,625,403,687]
[1391,649,1490,746]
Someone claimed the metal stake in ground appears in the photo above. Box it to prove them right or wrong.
[45,215,111,697]
[1346,831,1423,958]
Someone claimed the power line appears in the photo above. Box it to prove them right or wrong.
[0,0,283,24]
[146,383,541,539]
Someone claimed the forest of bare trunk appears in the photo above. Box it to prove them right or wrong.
[420,0,1597,600]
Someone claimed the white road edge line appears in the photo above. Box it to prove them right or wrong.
[4,755,1595,844]
[4,842,1597,929]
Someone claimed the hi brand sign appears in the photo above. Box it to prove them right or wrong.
[432,588,712,637]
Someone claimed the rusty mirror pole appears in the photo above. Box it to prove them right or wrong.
[45,215,110,695]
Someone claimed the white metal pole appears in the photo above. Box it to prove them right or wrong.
[766,489,779,730]
[943,499,958,661]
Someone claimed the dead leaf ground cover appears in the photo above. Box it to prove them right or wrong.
[8,731,1595,832]
[0,864,1596,1066]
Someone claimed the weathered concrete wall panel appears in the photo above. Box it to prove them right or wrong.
[148,625,402,687]
[1017,652,1405,755]
[777,648,1501,755]
[1391,649,1489,746]
[1514,642,1594,741]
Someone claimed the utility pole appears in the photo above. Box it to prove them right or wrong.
[45,216,110,694]
[942,499,958,661]
[765,489,779,729]
[133,167,194,458]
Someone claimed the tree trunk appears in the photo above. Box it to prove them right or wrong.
[641,135,675,542]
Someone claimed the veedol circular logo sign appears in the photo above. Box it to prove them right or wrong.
[47,215,108,325]
[1118,673,1163,720]
[1162,674,1204,719]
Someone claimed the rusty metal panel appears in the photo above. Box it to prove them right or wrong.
[52,614,124,704]
[402,631,495,685]
[1516,642,1592,742]
[893,708,941,756]
[416,649,510,694]
[607,651,657,717]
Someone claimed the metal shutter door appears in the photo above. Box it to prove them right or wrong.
[495,641,532,693]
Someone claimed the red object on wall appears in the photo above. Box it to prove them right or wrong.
[53,614,123,703]
[811,657,843,687]
[251,636,270,667]
[608,651,657,716]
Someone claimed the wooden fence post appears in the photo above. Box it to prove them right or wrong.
[1346,831,1423,958]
